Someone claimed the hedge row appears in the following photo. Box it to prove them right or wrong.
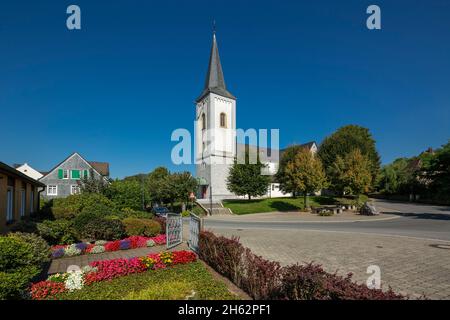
[198,231,406,300]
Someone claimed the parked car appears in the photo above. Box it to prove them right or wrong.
[152,206,169,218]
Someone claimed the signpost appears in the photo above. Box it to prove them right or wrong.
[188,212,202,253]
[166,213,183,249]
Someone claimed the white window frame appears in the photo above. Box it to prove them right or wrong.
[20,189,26,217]
[63,169,69,179]
[71,185,80,195]
[47,185,58,196]
[6,186,14,222]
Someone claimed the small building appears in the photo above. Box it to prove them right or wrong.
[0,161,46,234]
[14,163,44,180]
[39,152,109,199]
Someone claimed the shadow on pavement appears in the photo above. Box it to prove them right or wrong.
[383,211,450,221]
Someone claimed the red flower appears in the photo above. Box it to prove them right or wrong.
[31,281,66,300]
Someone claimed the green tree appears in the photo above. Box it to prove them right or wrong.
[318,125,380,191]
[283,148,328,208]
[227,152,271,200]
[146,167,172,205]
[106,179,145,211]
[330,149,373,195]
[426,141,450,201]
[79,169,110,194]
[169,172,198,211]
[276,145,308,197]
[378,158,413,194]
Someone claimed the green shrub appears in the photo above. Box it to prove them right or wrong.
[0,266,39,300]
[10,219,38,234]
[0,236,41,299]
[122,218,161,237]
[7,233,51,267]
[52,193,116,220]
[36,220,78,245]
[81,218,126,241]
[120,207,154,219]
[72,211,103,235]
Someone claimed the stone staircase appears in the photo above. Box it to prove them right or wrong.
[196,200,233,215]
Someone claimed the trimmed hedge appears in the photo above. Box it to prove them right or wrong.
[80,218,126,241]
[7,233,51,267]
[36,220,78,245]
[122,218,161,237]
[153,216,166,234]
[199,231,406,300]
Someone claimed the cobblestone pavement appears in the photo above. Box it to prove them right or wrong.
[48,242,189,275]
[209,227,450,299]
[206,210,399,223]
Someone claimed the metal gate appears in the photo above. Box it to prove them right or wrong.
[188,212,202,253]
[166,213,183,249]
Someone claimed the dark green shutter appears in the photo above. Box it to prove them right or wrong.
[58,169,63,179]
[72,170,80,179]
[83,170,88,178]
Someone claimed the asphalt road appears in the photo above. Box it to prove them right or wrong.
[203,199,450,242]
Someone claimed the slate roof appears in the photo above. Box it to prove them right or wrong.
[196,33,235,102]
[88,161,110,177]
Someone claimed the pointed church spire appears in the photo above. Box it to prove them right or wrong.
[196,30,235,102]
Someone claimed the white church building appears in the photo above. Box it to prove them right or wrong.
[194,32,317,201]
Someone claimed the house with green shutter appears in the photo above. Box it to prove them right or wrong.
[39,152,109,199]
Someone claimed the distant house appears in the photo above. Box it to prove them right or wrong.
[14,163,44,180]
[39,152,110,199]
[0,161,46,233]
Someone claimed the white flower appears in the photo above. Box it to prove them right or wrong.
[64,244,82,257]
[146,240,155,247]
[64,270,84,291]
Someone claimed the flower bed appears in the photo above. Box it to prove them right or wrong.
[50,235,166,259]
[31,250,197,300]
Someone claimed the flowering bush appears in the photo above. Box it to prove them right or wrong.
[139,257,157,269]
[31,250,197,299]
[89,245,105,254]
[51,235,166,259]
[52,248,65,259]
[159,251,173,266]
[119,239,131,250]
[65,271,85,292]
[47,273,69,283]
[31,281,66,300]
[64,244,82,257]
[75,242,88,251]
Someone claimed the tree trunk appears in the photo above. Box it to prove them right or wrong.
[248,194,252,200]
[304,193,309,210]
[182,202,186,212]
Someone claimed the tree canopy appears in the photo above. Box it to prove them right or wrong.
[283,148,328,207]
[227,152,271,200]
[318,125,380,192]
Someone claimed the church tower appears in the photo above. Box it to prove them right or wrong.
[195,32,236,200]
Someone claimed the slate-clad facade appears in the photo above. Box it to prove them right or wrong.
[39,152,109,199]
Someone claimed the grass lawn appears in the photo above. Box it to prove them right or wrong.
[222,195,368,215]
[54,261,238,300]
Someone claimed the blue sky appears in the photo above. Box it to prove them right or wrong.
[0,0,449,178]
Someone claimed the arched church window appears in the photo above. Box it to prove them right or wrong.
[201,114,206,130]
[220,113,227,128]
